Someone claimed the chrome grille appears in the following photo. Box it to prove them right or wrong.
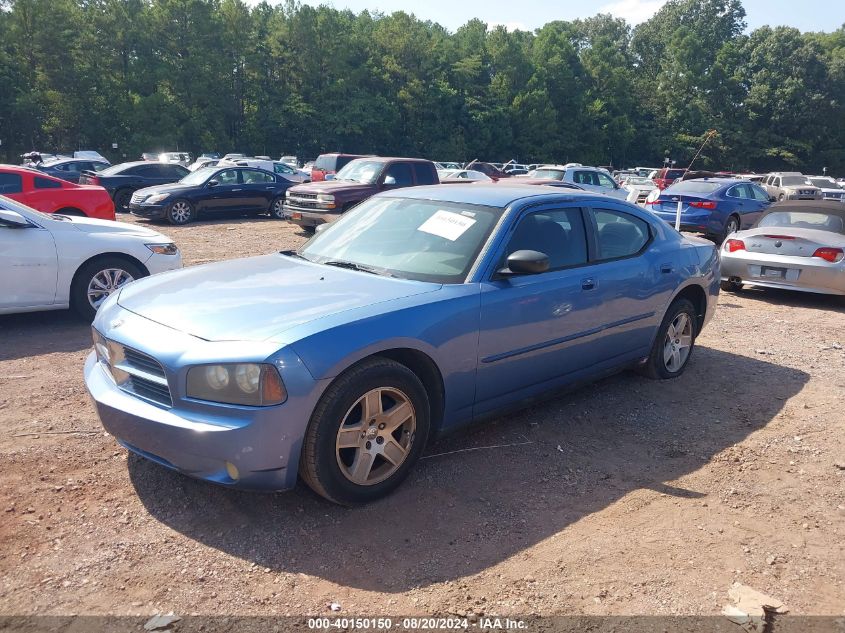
[130,192,145,204]
[104,341,172,407]
[292,192,317,200]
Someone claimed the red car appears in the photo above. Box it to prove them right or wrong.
[0,165,115,220]
[653,167,687,190]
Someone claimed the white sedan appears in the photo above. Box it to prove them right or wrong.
[0,196,182,320]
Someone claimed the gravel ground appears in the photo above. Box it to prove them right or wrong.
[1,212,844,618]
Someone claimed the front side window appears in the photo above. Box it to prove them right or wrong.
[383,163,413,186]
[0,173,23,194]
[504,208,588,271]
[298,197,502,283]
[596,173,617,189]
[592,209,650,260]
[574,171,599,186]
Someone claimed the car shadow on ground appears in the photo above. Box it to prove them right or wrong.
[128,346,808,592]
[722,287,845,313]
[0,310,92,361]
[124,211,278,228]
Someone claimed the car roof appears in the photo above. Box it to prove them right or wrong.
[349,156,431,163]
[382,183,616,207]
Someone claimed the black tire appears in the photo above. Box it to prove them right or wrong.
[269,196,285,219]
[114,189,132,213]
[70,256,146,322]
[56,207,85,217]
[302,225,316,235]
[299,357,431,505]
[166,199,195,225]
[720,279,744,292]
[638,298,698,380]
[723,215,740,241]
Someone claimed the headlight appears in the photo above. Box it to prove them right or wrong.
[92,328,110,366]
[145,193,170,204]
[146,243,179,255]
[285,190,292,198]
[186,363,286,406]
[316,193,335,203]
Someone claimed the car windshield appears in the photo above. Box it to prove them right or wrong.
[663,181,722,195]
[532,169,565,180]
[297,197,503,283]
[757,211,845,234]
[781,176,807,186]
[179,167,217,185]
[334,160,383,184]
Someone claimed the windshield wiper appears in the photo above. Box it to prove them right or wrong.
[280,249,309,261]
[322,260,394,277]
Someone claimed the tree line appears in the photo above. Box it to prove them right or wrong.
[0,0,843,173]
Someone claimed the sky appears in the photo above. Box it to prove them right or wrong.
[283,0,844,33]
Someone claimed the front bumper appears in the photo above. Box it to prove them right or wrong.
[83,307,326,491]
[144,251,183,275]
[129,203,168,219]
[721,250,845,296]
[282,204,340,227]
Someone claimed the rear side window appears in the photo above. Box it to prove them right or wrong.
[242,170,275,184]
[413,162,437,185]
[34,177,62,189]
[383,163,414,187]
[750,185,769,201]
[592,209,650,260]
[0,173,23,194]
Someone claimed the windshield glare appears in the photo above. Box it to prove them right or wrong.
[532,169,565,180]
[179,167,217,185]
[782,176,808,186]
[298,197,502,283]
[334,160,383,184]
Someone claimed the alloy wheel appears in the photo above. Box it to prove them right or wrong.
[87,268,134,310]
[169,201,192,223]
[663,312,693,372]
[335,387,416,486]
[271,198,284,218]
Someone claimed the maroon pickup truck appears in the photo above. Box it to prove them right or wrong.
[282,157,439,230]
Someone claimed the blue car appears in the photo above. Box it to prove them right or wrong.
[648,178,771,242]
[84,184,719,504]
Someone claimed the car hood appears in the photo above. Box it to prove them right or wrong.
[116,254,441,342]
[289,181,376,196]
[135,182,193,196]
[66,215,166,238]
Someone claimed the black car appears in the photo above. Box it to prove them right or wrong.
[128,166,297,225]
[37,158,111,184]
[79,161,190,212]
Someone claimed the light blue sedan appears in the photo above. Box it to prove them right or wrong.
[84,184,719,504]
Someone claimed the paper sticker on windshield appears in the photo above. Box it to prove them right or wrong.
[418,210,477,241]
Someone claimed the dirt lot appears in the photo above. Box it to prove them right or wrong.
[1,212,844,619]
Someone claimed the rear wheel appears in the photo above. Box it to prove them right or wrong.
[114,189,132,213]
[723,215,740,240]
[269,196,285,219]
[638,298,697,380]
[299,357,430,505]
[70,256,145,322]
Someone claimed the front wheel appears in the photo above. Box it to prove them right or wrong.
[166,199,194,225]
[114,189,132,213]
[70,256,145,322]
[299,357,430,505]
[638,298,697,380]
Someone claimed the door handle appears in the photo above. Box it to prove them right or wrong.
[660,263,674,274]
[231,188,242,192]
[581,277,596,290]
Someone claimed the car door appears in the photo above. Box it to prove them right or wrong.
[0,210,59,309]
[202,168,246,212]
[475,204,602,415]
[240,169,279,211]
[726,184,765,230]
[582,205,675,362]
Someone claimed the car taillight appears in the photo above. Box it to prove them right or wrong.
[689,201,717,209]
[812,247,844,263]
[725,239,746,253]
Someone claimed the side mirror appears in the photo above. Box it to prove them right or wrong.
[383,175,397,186]
[207,179,219,187]
[314,223,329,234]
[498,250,550,276]
[0,209,31,228]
